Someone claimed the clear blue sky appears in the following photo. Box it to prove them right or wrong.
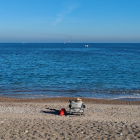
[0,0,140,43]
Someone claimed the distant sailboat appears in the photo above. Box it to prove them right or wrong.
[64,42,65,44]
[85,45,88,47]
[68,41,70,43]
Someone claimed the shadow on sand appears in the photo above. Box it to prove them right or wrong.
[40,107,84,117]
[40,108,61,115]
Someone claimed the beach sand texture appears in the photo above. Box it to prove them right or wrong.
[0,97,140,140]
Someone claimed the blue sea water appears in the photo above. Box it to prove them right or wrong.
[0,43,140,100]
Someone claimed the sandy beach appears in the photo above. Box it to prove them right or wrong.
[0,97,140,140]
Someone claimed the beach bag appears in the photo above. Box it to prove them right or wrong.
[60,108,66,116]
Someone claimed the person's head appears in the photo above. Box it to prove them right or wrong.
[76,98,82,102]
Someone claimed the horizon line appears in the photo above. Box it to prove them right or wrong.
[0,42,140,44]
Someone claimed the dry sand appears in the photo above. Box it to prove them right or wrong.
[0,97,140,140]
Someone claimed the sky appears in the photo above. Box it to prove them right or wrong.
[0,0,140,43]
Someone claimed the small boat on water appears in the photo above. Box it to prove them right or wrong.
[85,45,88,47]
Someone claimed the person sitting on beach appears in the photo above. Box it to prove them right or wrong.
[69,98,85,115]
[75,98,85,108]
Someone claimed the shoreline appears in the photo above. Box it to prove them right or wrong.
[0,96,140,105]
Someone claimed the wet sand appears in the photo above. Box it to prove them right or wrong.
[0,97,140,140]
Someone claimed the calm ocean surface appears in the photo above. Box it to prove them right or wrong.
[0,43,140,100]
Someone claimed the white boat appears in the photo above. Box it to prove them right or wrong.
[85,45,88,47]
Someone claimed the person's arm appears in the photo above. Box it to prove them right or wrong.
[82,103,86,108]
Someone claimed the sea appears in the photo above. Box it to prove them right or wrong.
[0,43,140,101]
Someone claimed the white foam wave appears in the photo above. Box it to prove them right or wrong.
[113,95,140,100]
